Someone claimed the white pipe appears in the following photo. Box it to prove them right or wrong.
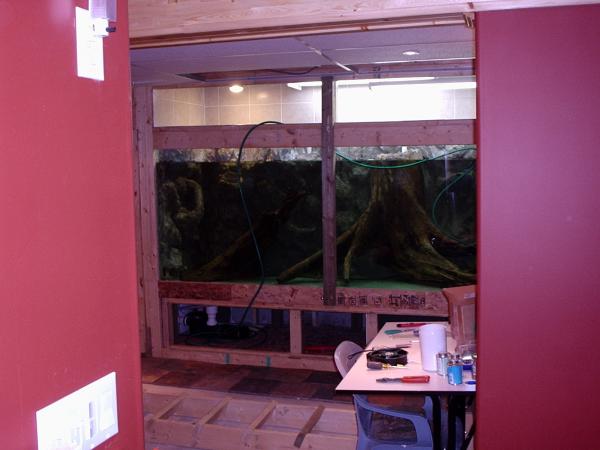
[205,306,218,327]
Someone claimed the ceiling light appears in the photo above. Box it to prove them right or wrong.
[229,84,244,93]
[402,50,420,56]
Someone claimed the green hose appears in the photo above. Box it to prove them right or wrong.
[335,147,475,169]
[431,164,475,245]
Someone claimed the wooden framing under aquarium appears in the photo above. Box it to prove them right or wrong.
[133,80,475,369]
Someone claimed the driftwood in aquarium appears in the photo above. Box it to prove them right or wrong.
[375,167,475,285]
[279,166,475,286]
[185,191,306,281]
[276,221,357,283]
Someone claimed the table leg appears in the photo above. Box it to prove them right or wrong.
[448,395,466,450]
[429,394,443,450]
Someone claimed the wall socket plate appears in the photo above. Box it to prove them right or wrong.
[36,372,118,450]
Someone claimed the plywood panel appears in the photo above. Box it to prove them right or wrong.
[159,281,449,316]
[129,0,600,47]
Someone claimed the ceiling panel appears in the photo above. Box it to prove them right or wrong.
[328,42,474,65]
[131,37,309,62]
[300,25,473,49]
[130,24,475,84]
[135,52,328,74]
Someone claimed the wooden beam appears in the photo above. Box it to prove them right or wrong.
[130,13,465,48]
[133,86,162,357]
[321,76,336,306]
[164,345,336,371]
[129,1,600,47]
[154,123,319,149]
[159,281,449,316]
[153,120,475,149]
[294,405,325,448]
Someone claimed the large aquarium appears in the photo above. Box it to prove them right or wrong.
[156,145,476,288]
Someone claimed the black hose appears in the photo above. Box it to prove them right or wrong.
[236,121,283,327]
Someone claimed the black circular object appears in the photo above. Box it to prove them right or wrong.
[366,348,408,366]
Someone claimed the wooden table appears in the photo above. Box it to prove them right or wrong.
[336,321,475,450]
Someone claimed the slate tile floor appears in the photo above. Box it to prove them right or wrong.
[142,356,353,403]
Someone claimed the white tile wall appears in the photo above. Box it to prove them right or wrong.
[152,81,475,127]
[153,84,322,127]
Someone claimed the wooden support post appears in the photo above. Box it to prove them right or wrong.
[365,313,378,345]
[132,95,147,354]
[133,85,162,356]
[321,76,337,306]
[289,310,303,354]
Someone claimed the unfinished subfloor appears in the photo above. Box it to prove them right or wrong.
[142,356,356,449]
[142,357,474,450]
[143,384,357,450]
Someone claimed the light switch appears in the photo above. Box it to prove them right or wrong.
[75,7,104,81]
[36,372,118,450]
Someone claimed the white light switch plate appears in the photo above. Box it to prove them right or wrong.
[36,372,118,450]
[75,7,104,81]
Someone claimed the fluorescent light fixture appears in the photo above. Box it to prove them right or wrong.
[229,84,244,93]
[287,77,435,90]
[287,81,322,91]
[370,81,476,91]
[402,50,420,56]
[339,77,435,86]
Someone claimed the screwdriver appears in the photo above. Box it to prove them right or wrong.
[376,375,430,383]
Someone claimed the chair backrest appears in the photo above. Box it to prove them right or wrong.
[334,340,363,377]
[335,341,434,450]
[354,393,434,449]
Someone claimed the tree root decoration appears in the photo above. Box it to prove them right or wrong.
[184,191,306,281]
[378,168,475,285]
[276,221,358,283]
[278,166,475,286]
[342,192,380,284]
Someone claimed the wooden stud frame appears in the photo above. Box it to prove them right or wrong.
[144,384,357,449]
[132,82,475,368]
[321,77,336,306]
[133,85,161,355]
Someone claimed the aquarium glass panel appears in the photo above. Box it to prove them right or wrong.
[334,145,476,288]
[156,148,323,283]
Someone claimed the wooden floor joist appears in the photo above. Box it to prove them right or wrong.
[144,384,357,450]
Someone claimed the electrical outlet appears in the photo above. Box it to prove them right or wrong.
[36,372,118,450]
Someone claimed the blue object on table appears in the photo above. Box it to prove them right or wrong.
[384,329,419,335]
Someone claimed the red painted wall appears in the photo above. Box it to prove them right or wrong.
[477,5,600,449]
[0,1,143,449]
